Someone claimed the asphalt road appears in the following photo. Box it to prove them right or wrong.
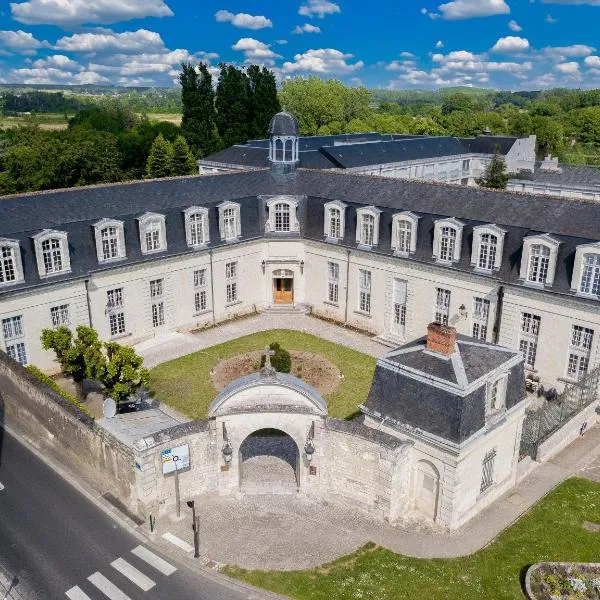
[0,429,263,600]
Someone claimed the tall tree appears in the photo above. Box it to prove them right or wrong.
[180,62,221,157]
[216,64,251,147]
[475,152,510,189]
[103,342,150,406]
[145,134,173,178]
[247,65,281,139]
[171,135,197,176]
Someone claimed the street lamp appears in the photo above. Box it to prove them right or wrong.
[458,304,468,319]
[186,500,200,558]
[304,438,315,462]
[222,440,233,464]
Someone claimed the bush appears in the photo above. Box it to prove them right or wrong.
[26,365,94,419]
[260,342,292,373]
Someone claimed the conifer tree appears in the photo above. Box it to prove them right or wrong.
[145,134,173,178]
[475,151,510,189]
[171,135,197,176]
[247,65,281,139]
[216,64,251,147]
[179,62,221,158]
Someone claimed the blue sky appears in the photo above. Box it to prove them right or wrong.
[1,0,600,89]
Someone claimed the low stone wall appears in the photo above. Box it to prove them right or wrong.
[0,351,136,511]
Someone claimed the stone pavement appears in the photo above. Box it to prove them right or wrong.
[154,424,600,570]
[135,313,389,369]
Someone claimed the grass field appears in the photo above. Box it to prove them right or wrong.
[148,329,376,420]
[224,477,600,600]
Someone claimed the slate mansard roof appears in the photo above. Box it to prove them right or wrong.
[200,132,522,171]
[362,336,526,444]
[1,168,600,300]
[512,162,600,189]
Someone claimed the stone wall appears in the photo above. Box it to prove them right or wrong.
[0,351,136,511]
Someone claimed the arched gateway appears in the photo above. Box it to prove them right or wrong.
[207,350,327,496]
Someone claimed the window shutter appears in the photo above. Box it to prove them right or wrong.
[61,235,71,271]
[184,213,192,246]
[324,207,330,237]
[355,212,362,244]
[219,207,225,240]
[471,232,480,266]
[203,213,210,244]
[373,213,380,246]
[432,224,440,259]
[519,239,530,280]
[236,206,241,237]
[160,218,167,250]
[95,227,104,263]
[453,226,462,262]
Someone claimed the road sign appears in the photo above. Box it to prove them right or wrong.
[161,444,190,475]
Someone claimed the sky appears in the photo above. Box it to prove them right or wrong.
[0,0,600,90]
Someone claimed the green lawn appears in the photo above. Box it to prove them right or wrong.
[148,329,376,420]
[224,478,600,600]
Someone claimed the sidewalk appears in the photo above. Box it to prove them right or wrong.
[136,313,389,369]
[152,424,600,570]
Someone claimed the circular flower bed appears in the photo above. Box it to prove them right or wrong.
[526,563,600,599]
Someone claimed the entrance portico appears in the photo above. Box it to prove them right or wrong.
[272,269,294,305]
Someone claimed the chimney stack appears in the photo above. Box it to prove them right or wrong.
[427,322,457,356]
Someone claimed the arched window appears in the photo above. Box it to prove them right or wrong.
[397,220,412,254]
[41,237,63,274]
[189,212,205,246]
[101,226,120,260]
[275,138,284,162]
[580,254,600,296]
[439,226,457,262]
[0,244,17,283]
[274,203,291,232]
[478,233,498,271]
[527,244,551,284]
[361,213,375,246]
[329,207,341,239]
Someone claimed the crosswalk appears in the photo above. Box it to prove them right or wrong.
[65,545,176,599]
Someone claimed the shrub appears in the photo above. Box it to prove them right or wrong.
[260,342,292,373]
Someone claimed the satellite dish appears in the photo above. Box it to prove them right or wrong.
[103,398,117,418]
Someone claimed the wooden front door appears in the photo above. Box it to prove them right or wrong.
[273,278,293,304]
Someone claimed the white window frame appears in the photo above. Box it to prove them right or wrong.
[183,207,209,248]
[50,304,70,327]
[572,243,600,298]
[566,325,594,381]
[323,200,346,241]
[391,278,408,338]
[519,312,541,370]
[471,225,505,272]
[358,268,372,314]
[327,261,340,304]
[218,202,241,242]
[433,218,464,263]
[93,219,126,263]
[520,234,560,287]
[32,230,71,278]
[434,288,451,325]
[137,213,167,255]
[355,207,381,248]
[0,239,23,286]
[2,315,26,365]
[225,261,238,304]
[391,212,419,256]
[106,288,126,337]
[266,197,299,233]
[472,297,491,341]
[193,268,209,314]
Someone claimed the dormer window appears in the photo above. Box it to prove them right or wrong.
[520,234,560,287]
[356,207,381,248]
[433,218,464,263]
[572,243,600,298]
[138,213,167,255]
[275,203,290,231]
[324,201,346,241]
[94,219,126,263]
[33,230,70,277]
[218,202,241,242]
[266,197,299,233]
[0,239,23,286]
[471,225,505,273]
[486,374,507,418]
[391,212,419,255]
[184,207,209,247]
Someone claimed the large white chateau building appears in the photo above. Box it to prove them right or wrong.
[0,112,599,394]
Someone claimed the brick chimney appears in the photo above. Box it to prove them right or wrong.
[427,322,457,356]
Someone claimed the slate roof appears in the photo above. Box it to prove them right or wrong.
[363,336,526,444]
[511,162,600,188]
[1,168,600,303]
[269,111,299,137]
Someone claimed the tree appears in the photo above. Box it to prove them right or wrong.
[180,62,222,157]
[171,135,197,176]
[145,134,173,178]
[103,342,150,405]
[216,64,252,147]
[533,116,565,156]
[260,342,292,373]
[247,65,281,139]
[475,152,510,189]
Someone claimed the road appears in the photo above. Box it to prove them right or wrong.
[0,429,265,600]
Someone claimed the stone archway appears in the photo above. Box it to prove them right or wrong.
[239,428,299,494]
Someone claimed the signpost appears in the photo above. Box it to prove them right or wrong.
[161,444,190,519]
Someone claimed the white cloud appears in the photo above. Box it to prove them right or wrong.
[554,61,581,74]
[214,10,272,30]
[0,29,47,54]
[542,44,595,59]
[490,36,530,53]
[283,48,363,74]
[435,40,444,48]
[545,14,558,23]
[74,70,110,84]
[508,19,522,31]
[33,54,80,70]
[434,0,509,20]
[9,63,109,85]
[541,0,600,4]
[275,39,288,44]
[232,38,281,63]
[532,72,556,87]
[400,51,415,58]
[293,23,321,33]
[298,0,341,18]
[10,0,173,26]
[584,55,600,67]
[55,29,165,54]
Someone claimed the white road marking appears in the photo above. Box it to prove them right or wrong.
[65,585,92,599]
[130,545,177,576]
[161,532,194,553]
[87,572,132,600]
[111,557,155,591]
